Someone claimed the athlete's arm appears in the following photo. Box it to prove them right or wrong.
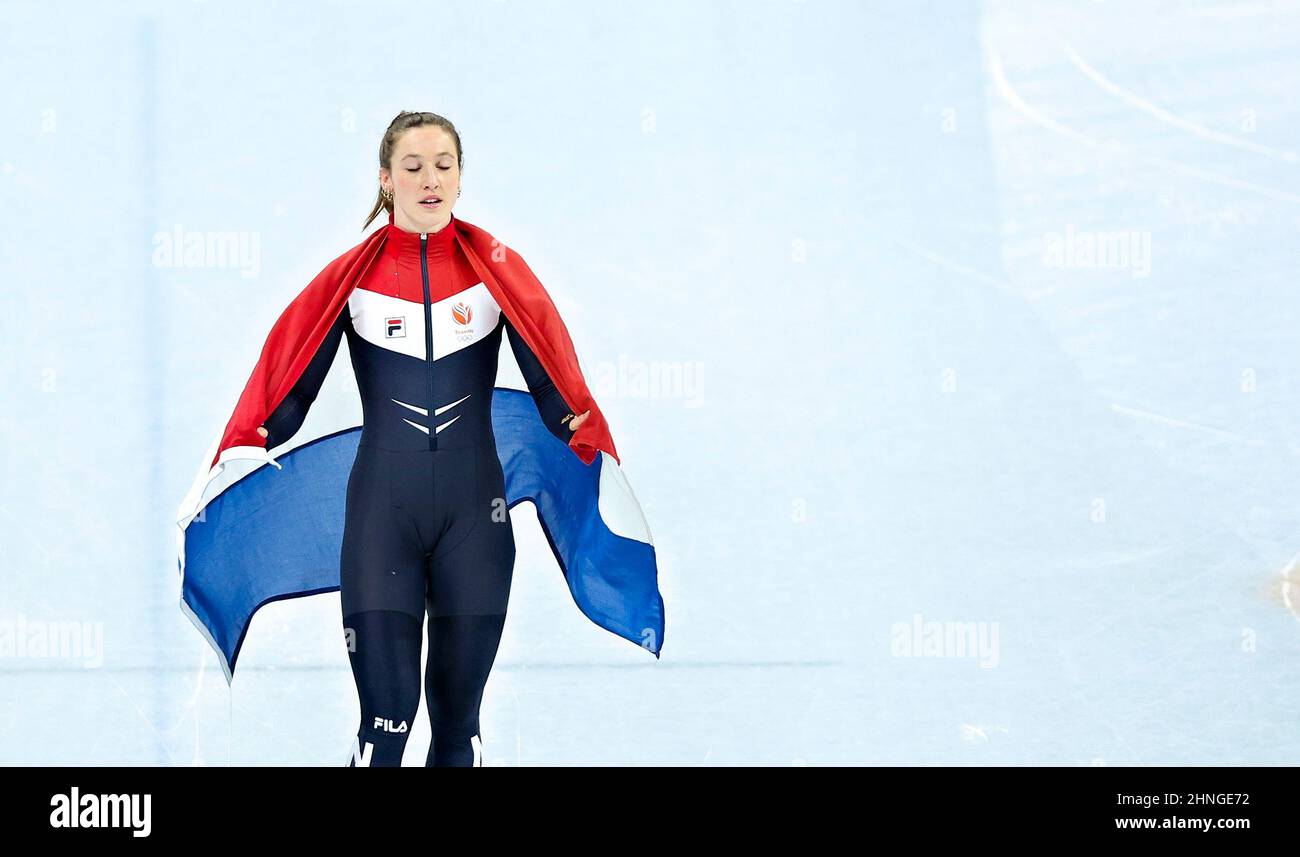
[260,306,348,448]
[504,317,580,443]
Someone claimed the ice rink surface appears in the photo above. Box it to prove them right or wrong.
[2,0,1299,764]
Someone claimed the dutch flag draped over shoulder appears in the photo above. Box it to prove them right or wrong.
[175,216,665,682]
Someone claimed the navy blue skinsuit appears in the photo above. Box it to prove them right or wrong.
[261,214,574,766]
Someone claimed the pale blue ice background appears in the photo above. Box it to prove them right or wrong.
[2,0,1300,764]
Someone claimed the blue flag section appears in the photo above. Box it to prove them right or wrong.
[179,387,664,682]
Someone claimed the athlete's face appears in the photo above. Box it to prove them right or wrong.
[380,125,461,234]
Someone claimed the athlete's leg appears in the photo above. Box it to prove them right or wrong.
[423,613,508,766]
[344,609,422,766]
[340,450,429,767]
[423,455,516,767]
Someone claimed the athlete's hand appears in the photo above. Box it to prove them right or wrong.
[568,410,591,431]
[256,426,268,439]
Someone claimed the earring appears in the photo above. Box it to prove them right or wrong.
[382,187,392,201]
